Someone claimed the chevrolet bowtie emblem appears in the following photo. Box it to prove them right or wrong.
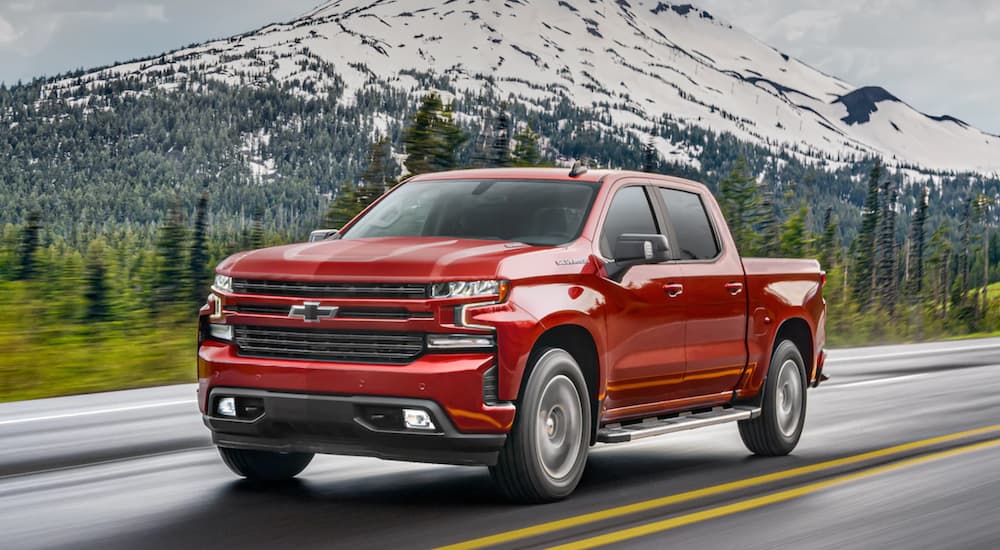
[288,302,339,323]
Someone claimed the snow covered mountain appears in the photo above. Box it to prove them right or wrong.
[43,0,1000,176]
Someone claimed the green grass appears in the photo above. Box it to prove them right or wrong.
[2,279,1000,403]
[943,330,1000,341]
[0,282,196,403]
[986,281,1000,301]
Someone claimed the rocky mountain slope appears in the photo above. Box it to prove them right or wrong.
[41,0,1000,176]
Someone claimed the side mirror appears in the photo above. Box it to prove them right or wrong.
[613,233,671,263]
[308,229,340,242]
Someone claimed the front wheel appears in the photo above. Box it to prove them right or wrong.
[490,348,591,503]
[218,447,313,481]
[738,340,807,456]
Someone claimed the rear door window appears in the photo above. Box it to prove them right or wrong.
[658,188,720,260]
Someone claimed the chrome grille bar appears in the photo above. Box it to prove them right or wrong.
[228,303,433,320]
[234,326,424,364]
[232,279,429,299]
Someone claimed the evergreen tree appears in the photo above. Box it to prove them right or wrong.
[153,201,188,308]
[188,191,210,305]
[974,195,995,317]
[819,207,838,270]
[852,161,882,310]
[905,187,928,296]
[83,238,111,322]
[755,187,781,257]
[926,225,951,318]
[248,207,266,250]
[489,108,511,168]
[642,136,658,173]
[15,210,42,281]
[402,93,467,175]
[511,125,543,166]
[957,198,974,306]
[718,157,760,254]
[323,183,377,229]
[876,179,899,314]
[402,93,443,176]
[360,136,391,192]
[431,101,467,172]
[780,206,809,258]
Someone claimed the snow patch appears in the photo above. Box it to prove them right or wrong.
[34,0,1000,175]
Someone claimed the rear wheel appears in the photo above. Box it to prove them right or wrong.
[490,348,591,503]
[739,340,807,456]
[218,447,313,481]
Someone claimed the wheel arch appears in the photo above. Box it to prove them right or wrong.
[737,315,814,409]
[522,324,602,445]
[773,317,814,381]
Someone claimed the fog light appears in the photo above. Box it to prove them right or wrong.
[217,397,237,417]
[209,324,233,341]
[403,408,436,431]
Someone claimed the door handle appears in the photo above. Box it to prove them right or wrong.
[663,283,684,298]
[725,282,744,296]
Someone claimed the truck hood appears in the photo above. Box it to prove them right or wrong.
[218,237,547,282]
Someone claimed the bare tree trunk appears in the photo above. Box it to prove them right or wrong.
[942,254,950,318]
[904,236,911,285]
[843,264,849,304]
[984,224,990,318]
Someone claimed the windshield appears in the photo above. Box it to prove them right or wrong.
[342,179,598,246]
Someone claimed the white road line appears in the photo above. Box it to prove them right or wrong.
[0,400,197,426]
[0,342,995,425]
[824,373,934,390]
[824,362,1000,390]
[826,342,1000,363]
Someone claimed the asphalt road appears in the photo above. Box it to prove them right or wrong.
[2,338,999,549]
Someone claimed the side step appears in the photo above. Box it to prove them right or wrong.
[596,406,761,444]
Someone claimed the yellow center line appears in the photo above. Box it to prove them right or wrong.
[549,437,1000,549]
[435,423,1000,550]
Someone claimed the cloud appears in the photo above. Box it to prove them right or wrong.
[0,1,167,55]
[0,14,22,44]
[693,0,1000,133]
[0,0,321,85]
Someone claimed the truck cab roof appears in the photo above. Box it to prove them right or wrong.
[405,167,710,193]
[406,167,612,183]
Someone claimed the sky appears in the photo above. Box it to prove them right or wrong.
[0,0,319,83]
[694,0,1000,134]
[1,0,998,134]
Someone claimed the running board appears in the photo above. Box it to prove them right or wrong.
[597,406,761,444]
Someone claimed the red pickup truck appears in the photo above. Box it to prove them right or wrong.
[198,167,826,502]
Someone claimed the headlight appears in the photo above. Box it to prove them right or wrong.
[431,280,509,300]
[213,274,233,293]
[426,334,496,350]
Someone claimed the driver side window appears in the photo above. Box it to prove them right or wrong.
[599,186,659,258]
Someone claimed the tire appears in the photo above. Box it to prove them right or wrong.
[490,348,591,503]
[218,447,313,481]
[738,340,807,456]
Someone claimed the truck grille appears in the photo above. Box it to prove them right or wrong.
[234,326,425,364]
[232,279,429,299]
[228,304,434,320]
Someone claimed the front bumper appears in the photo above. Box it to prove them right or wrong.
[205,388,507,466]
[198,341,516,466]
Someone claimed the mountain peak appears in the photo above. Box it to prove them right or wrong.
[39,0,1000,174]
